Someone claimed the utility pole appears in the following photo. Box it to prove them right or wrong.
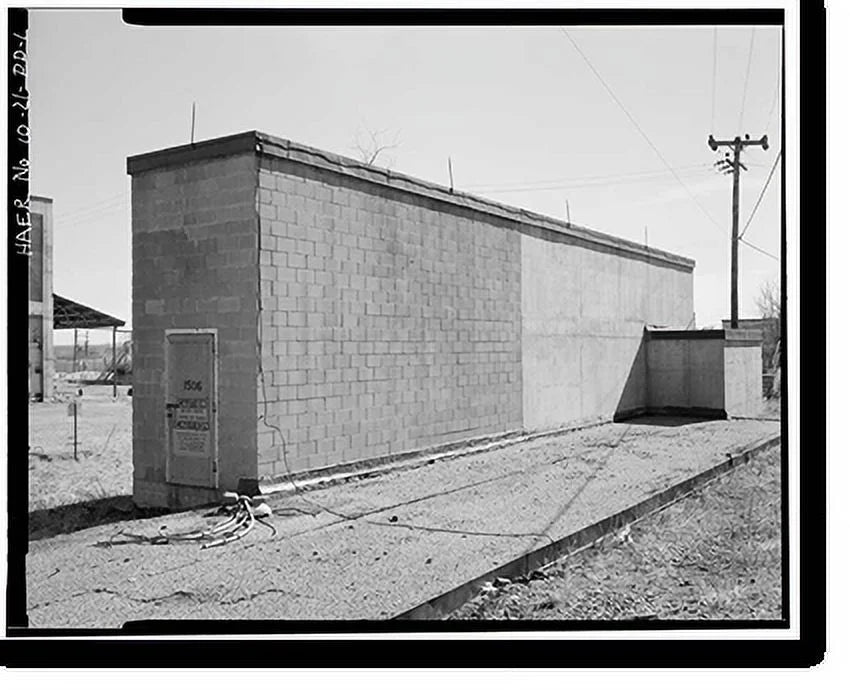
[708,133,769,329]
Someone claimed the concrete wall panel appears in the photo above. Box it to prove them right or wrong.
[724,343,763,416]
[687,339,726,409]
[522,234,693,430]
[646,336,724,411]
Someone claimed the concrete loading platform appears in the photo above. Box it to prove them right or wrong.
[27,417,779,627]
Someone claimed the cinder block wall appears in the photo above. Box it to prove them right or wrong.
[130,151,259,507]
[256,156,522,477]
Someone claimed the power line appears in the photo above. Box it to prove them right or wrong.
[739,149,782,239]
[54,193,130,224]
[465,163,708,191]
[764,32,782,132]
[740,237,778,260]
[473,169,712,195]
[557,27,727,235]
[738,28,756,131]
[467,164,712,194]
[59,200,130,230]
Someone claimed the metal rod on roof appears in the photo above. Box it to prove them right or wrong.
[448,157,454,193]
[191,101,196,145]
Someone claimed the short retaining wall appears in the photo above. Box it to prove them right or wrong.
[614,328,763,421]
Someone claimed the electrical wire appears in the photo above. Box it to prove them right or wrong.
[53,192,130,224]
[738,27,756,131]
[465,164,713,195]
[557,27,727,235]
[739,149,782,239]
[558,27,778,261]
[764,32,782,132]
[740,237,779,261]
[58,201,130,230]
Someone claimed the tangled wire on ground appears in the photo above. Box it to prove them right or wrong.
[107,493,276,549]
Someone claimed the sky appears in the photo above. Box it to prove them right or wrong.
[29,10,783,345]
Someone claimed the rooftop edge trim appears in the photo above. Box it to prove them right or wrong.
[127,130,696,271]
[647,328,762,341]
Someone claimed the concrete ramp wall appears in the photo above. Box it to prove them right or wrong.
[642,328,763,418]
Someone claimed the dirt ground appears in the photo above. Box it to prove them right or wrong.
[449,445,782,620]
[28,384,132,510]
[28,385,137,538]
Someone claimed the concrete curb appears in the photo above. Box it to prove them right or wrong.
[258,418,611,498]
[393,431,782,620]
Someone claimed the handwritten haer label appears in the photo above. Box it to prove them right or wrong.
[10,27,31,256]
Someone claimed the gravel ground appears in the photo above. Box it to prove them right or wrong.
[449,445,782,621]
[26,417,779,626]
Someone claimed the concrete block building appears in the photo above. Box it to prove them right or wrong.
[29,196,54,401]
[128,131,756,509]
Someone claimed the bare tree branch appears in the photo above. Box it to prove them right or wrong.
[352,127,400,168]
[755,279,780,320]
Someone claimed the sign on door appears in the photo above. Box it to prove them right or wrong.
[166,331,217,488]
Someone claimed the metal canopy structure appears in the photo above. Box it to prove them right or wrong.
[53,293,125,330]
[53,293,126,397]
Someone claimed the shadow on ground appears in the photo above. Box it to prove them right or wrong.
[29,495,172,541]
[623,415,710,428]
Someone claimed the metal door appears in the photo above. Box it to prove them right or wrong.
[165,331,217,488]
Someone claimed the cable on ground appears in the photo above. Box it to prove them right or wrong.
[106,493,273,549]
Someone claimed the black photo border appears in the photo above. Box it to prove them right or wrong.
[2,2,825,668]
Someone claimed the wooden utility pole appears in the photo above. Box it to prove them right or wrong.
[708,133,769,329]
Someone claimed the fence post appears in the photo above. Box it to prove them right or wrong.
[112,326,117,399]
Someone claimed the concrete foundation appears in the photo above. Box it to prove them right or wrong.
[128,131,699,508]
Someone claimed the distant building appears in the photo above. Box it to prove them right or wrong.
[723,317,780,398]
[721,317,780,367]
[29,196,54,401]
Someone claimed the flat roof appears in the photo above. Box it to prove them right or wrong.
[128,130,696,271]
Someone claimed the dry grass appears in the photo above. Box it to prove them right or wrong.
[450,445,782,620]
[28,385,138,539]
